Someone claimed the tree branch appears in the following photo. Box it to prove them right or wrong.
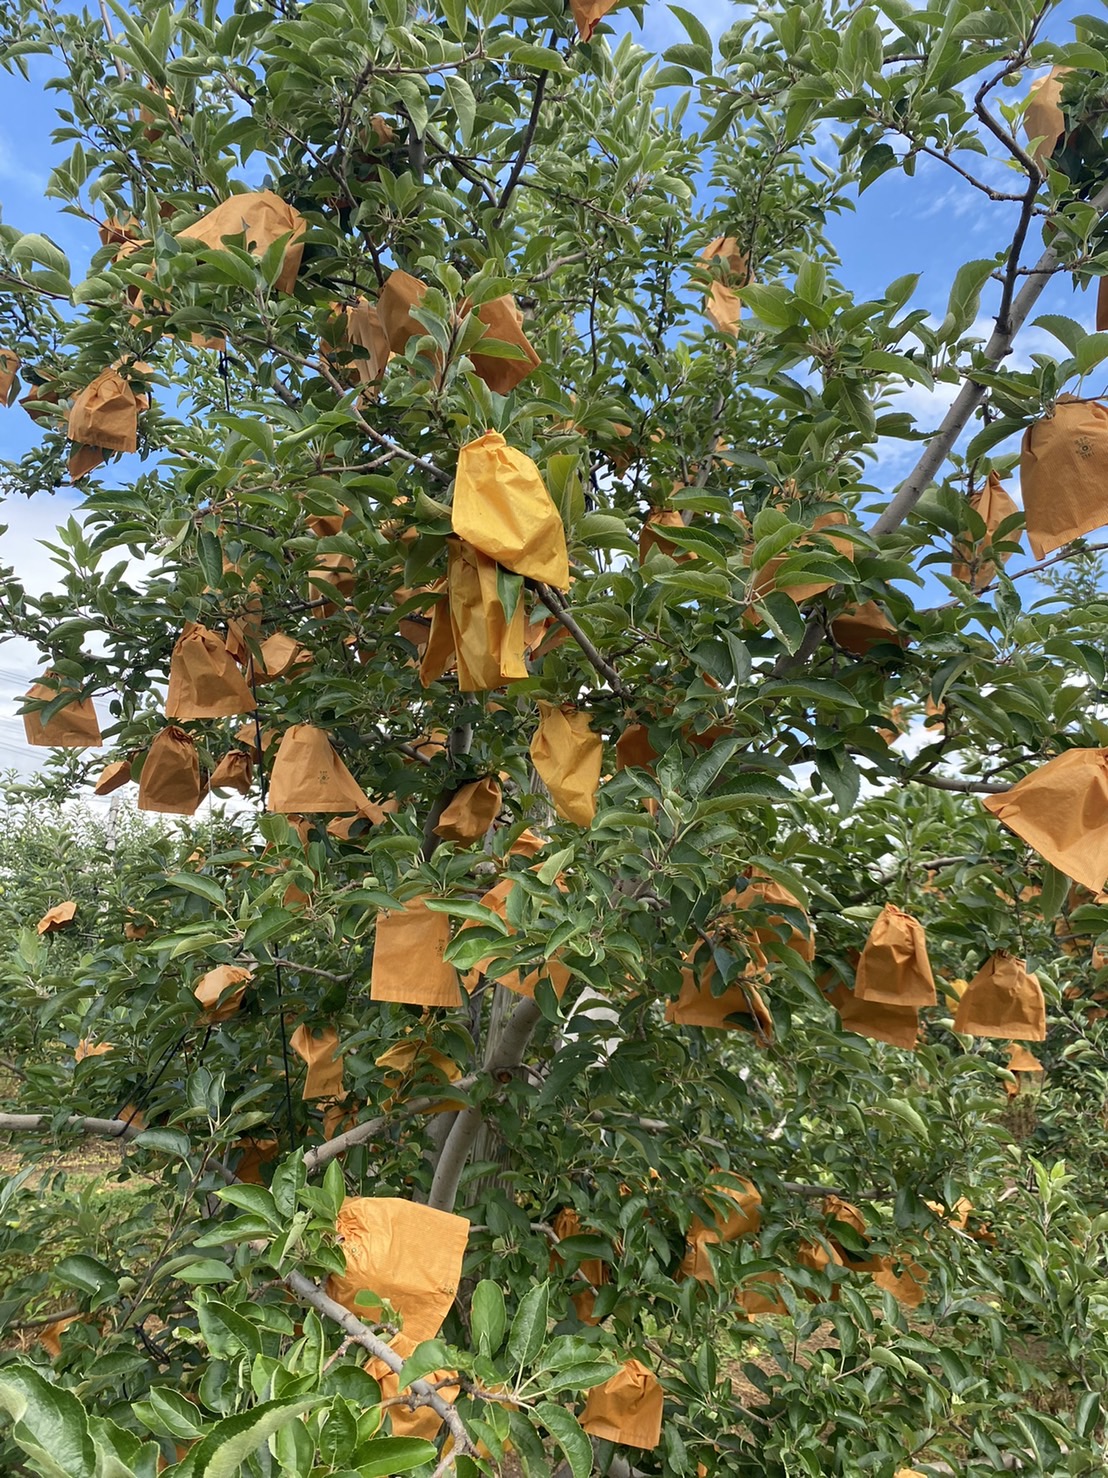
[282,1268,474,1458]
[534,583,626,695]
[496,63,550,219]
[871,178,1108,537]
[0,1112,141,1141]
[906,773,1011,795]
[427,997,542,1213]
[303,1079,476,1175]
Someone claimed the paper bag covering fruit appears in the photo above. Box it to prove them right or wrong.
[953,952,1046,1040]
[420,540,528,691]
[465,295,540,394]
[138,726,202,815]
[289,1024,344,1100]
[433,776,502,844]
[854,903,936,1007]
[952,471,1020,588]
[22,675,101,748]
[1020,395,1108,560]
[550,1205,609,1325]
[375,1039,464,1113]
[267,724,372,814]
[371,895,461,1007]
[67,361,150,481]
[453,432,569,588]
[679,1178,762,1283]
[177,190,305,294]
[209,749,253,795]
[37,901,77,935]
[193,963,252,1022]
[580,1358,663,1450]
[983,748,1108,894]
[530,702,603,826]
[1024,66,1069,167]
[325,1196,470,1347]
[94,759,132,795]
[323,298,391,389]
[165,623,257,720]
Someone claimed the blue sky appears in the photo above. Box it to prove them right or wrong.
[0,0,1096,781]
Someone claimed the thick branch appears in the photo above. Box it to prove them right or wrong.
[0,1112,141,1141]
[427,997,542,1212]
[282,1268,473,1457]
[871,179,1108,537]
[303,1079,476,1175]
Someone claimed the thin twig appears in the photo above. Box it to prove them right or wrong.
[534,583,626,695]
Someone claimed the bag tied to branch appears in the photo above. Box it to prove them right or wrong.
[166,623,257,720]
[138,726,202,815]
[665,946,774,1040]
[22,675,102,749]
[831,602,904,657]
[268,724,372,814]
[679,1179,762,1284]
[326,1196,470,1346]
[178,190,305,293]
[828,979,919,1050]
[323,298,391,389]
[953,953,1046,1041]
[376,1039,464,1113]
[467,295,541,394]
[1020,395,1108,559]
[431,539,528,692]
[855,904,936,1007]
[530,702,603,827]
[289,1024,345,1100]
[952,471,1021,588]
[37,902,77,935]
[1024,66,1068,167]
[67,362,149,480]
[194,964,252,1022]
[433,777,502,844]
[581,1359,664,1450]
[453,432,570,588]
[371,896,462,1007]
[94,759,132,795]
[983,747,1108,893]
[209,749,253,795]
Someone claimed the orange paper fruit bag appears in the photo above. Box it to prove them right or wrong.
[530,702,603,826]
[434,777,502,844]
[983,748,1108,893]
[166,623,257,720]
[1020,396,1108,560]
[22,676,101,748]
[326,1197,470,1345]
[855,904,936,1007]
[138,727,202,814]
[953,953,1046,1041]
[581,1359,663,1450]
[371,896,462,1007]
[179,190,305,293]
[290,1024,345,1099]
[453,432,570,588]
[268,724,372,814]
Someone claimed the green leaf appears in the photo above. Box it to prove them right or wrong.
[471,1279,507,1357]
[398,1339,451,1389]
[533,1402,592,1478]
[507,1281,549,1368]
[190,1397,321,1477]
[444,75,476,147]
[165,872,227,907]
[173,1259,236,1285]
[54,1254,118,1296]
[939,258,995,342]
[0,1366,96,1478]
[1038,861,1069,923]
[355,1436,439,1476]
